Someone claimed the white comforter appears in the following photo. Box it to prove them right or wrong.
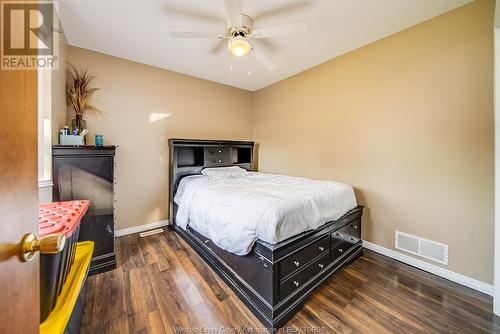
[175,172,357,255]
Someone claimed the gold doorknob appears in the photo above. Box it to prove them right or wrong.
[19,233,66,262]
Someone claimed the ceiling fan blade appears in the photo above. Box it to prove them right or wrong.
[211,39,227,54]
[253,1,312,22]
[252,22,307,39]
[253,48,276,71]
[169,31,224,39]
[164,4,223,24]
[253,38,279,52]
[224,0,242,27]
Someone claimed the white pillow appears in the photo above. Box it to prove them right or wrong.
[201,166,247,178]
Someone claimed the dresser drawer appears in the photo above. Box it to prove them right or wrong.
[331,219,361,246]
[204,146,230,166]
[280,236,329,280]
[205,156,230,166]
[205,146,229,157]
[280,252,329,299]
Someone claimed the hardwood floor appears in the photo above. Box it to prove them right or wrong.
[81,231,499,334]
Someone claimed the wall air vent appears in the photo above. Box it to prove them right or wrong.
[395,231,448,265]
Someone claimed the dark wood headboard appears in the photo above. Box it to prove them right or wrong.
[168,138,255,221]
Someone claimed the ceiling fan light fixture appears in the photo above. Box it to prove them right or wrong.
[228,36,251,56]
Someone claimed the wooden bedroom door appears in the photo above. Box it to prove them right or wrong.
[0,56,40,332]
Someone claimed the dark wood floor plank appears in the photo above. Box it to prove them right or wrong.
[360,276,482,333]
[105,267,130,334]
[147,310,167,334]
[330,269,428,333]
[91,271,113,333]
[138,233,160,266]
[298,302,354,334]
[347,257,495,333]
[81,232,498,334]
[147,258,200,332]
[146,234,172,272]
[127,265,159,333]
[80,273,96,332]
[361,252,492,311]
[121,233,146,272]
[169,232,230,302]
[313,290,393,334]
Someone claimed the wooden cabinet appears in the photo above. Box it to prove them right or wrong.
[52,145,117,275]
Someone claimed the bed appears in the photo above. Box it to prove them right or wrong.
[169,139,364,329]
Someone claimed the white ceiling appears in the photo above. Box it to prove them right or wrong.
[59,0,471,92]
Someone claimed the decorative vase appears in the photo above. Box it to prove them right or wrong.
[71,115,86,135]
[71,115,87,144]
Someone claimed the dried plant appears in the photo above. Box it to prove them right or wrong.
[66,63,102,116]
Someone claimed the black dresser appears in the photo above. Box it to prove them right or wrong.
[52,145,117,275]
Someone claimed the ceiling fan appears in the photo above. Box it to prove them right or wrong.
[169,0,308,71]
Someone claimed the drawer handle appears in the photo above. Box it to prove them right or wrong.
[293,261,300,267]
[318,246,324,252]
[293,280,300,287]
[318,263,324,269]
[352,225,358,229]
[336,233,343,238]
[204,240,210,244]
[218,160,222,163]
[338,248,343,253]
[260,256,269,268]
[218,150,222,153]
[350,237,356,242]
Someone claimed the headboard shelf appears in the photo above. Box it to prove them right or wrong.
[177,146,204,167]
[232,146,252,164]
[169,139,255,219]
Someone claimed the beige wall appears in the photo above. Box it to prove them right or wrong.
[51,31,68,145]
[67,46,254,230]
[253,0,494,283]
[62,0,493,283]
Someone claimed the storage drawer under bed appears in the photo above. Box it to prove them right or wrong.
[330,218,361,247]
[279,235,330,280]
[331,241,356,262]
[188,226,220,254]
[279,252,330,299]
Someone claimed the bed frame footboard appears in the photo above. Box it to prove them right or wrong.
[173,206,363,330]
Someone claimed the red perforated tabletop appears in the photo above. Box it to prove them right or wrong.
[38,200,90,237]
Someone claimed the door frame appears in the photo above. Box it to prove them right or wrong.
[494,0,500,316]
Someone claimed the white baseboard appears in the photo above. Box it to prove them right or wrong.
[115,220,170,238]
[363,240,493,296]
